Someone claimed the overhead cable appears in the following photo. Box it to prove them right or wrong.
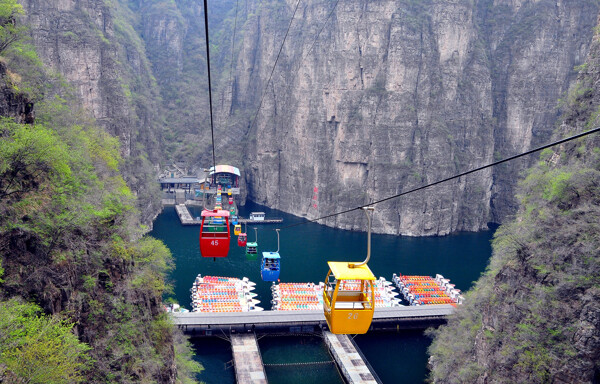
[203,0,217,177]
[247,0,303,134]
[228,0,240,93]
[297,0,341,67]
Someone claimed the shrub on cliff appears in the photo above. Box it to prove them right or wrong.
[0,299,92,383]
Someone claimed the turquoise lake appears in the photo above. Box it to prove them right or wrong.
[150,201,495,383]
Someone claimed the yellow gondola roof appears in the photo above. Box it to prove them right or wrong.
[327,261,376,280]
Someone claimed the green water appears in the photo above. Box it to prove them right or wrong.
[150,201,495,383]
[259,336,345,384]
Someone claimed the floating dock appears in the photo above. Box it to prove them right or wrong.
[172,305,454,334]
[231,333,268,384]
[173,205,283,225]
[324,331,380,384]
[238,218,283,224]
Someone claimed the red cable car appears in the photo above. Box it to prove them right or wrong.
[237,223,247,247]
[199,209,231,258]
[238,232,247,247]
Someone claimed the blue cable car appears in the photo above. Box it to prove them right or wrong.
[261,252,280,281]
[261,229,281,281]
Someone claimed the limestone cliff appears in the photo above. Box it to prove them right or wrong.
[226,0,598,235]
[19,0,163,223]
[19,0,600,236]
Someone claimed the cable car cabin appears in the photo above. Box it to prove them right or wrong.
[246,241,258,259]
[261,252,280,281]
[231,215,238,225]
[323,262,375,334]
[234,224,242,236]
[228,197,233,205]
[238,232,247,247]
[199,209,231,258]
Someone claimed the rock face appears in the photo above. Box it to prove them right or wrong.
[0,62,34,123]
[17,0,600,236]
[228,0,599,235]
[19,0,163,223]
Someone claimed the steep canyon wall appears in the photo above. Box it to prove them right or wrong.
[18,0,600,236]
[229,0,598,235]
[19,0,164,223]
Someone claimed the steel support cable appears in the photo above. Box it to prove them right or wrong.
[228,0,239,93]
[247,0,302,134]
[278,126,600,231]
[203,0,217,180]
[297,0,341,68]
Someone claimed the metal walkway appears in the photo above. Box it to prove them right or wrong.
[324,331,380,384]
[173,305,454,334]
[231,333,268,384]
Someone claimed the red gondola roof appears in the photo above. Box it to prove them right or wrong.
[201,209,231,217]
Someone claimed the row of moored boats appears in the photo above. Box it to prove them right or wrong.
[392,273,464,305]
[190,275,263,312]
[181,273,463,313]
[271,277,401,310]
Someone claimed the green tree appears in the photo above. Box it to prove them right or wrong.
[0,0,27,55]
[0,299,92,383]
[0,117,71,201]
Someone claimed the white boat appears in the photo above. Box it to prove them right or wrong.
[249,212,266,221]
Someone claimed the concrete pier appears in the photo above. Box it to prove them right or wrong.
[231,333,268,384]
[324,331,379,383]
[175,204,199,225]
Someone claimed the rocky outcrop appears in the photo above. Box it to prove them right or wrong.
[226,0,599,235]
[0,62,34,123]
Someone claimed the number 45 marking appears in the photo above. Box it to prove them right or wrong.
[211,240,219,246]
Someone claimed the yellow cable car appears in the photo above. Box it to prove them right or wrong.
[323,207,376,334]
[234,224,242,236]
[323,262,375,334]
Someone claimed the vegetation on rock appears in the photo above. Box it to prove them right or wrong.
[428,24,600,384]
[0,1,201,382]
